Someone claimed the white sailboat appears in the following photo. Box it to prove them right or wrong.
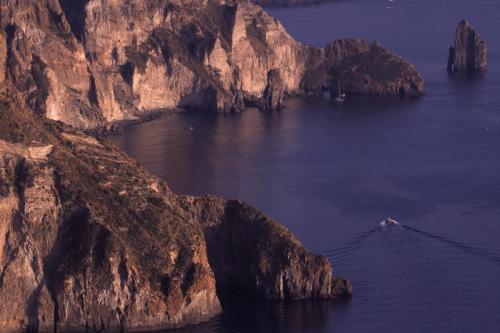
[334,79,346,102]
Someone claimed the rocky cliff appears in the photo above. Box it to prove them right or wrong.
[181,196,351,300]
[0,29,5,82]
[325,39,424,97]
[1,0,424,129]
[447,20,487,72]
[0,81,351,332]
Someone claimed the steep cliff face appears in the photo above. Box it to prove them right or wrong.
[0,82,351,332]
[0,82,222,332]
[447,20,487,72]
[0,0,103,128]
[180,196,351,300]
[1,0,424,129]
[0,29,5,82]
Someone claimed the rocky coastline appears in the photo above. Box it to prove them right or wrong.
[0,74,351,331]
[1,0,424,130]
[0,1,428,331]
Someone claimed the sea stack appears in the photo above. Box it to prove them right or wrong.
[447,20,487,72]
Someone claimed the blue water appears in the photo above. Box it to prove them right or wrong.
[110,0,500,331]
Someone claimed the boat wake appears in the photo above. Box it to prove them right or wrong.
[402,225,500,265]
[325,226,380,263]
[325,220,500,266]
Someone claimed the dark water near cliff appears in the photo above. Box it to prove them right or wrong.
[110,0,500,331]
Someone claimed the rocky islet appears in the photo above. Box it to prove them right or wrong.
[447,20,487,72]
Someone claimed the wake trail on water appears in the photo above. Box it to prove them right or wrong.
[325,223,500,266]
[402,225,500,265]
[325,226,380,262]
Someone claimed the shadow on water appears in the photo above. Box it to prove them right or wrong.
[165,298,349,333]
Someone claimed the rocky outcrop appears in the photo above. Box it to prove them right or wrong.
[0,82,350,332]
[325,39,425,96]
[1,0,424,129]
[447,20,487,72]
[181,196,352,300]
[262,69,285,110]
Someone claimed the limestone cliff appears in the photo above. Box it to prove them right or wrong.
[447,20,487,72]
[1,0,424,129]
[0,81,351,332]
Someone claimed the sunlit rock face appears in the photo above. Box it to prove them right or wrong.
[0,0,423,128]
[447,20,487,73]
[0,82,222,332]
[0,29,6,82]
[0,82,351,332]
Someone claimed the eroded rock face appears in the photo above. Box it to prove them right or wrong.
[180,196,352,300]
[325,39,425,97]
[447,20,487,72]
[0,29,5,82]
[1,0,423,129]
[262,69,285,110]
[0,82,221,332]
[0,82,350,332]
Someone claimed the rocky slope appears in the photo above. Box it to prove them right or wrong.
[1,0,424,129]
[447,20,487,72]
[0,78,351,332]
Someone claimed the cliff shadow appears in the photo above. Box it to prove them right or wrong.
[168,298,339,333]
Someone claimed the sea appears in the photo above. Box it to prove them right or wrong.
[110,0,500,331]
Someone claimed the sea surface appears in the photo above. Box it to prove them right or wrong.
[109,0,500,331]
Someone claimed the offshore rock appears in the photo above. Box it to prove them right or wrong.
[447,20,487,72]
[325,39,425,96]
[1,0,424,128]
[0,82,351,332]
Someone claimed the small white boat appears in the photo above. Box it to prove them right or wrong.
[380,217,400,226]
[334,80,346,102]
